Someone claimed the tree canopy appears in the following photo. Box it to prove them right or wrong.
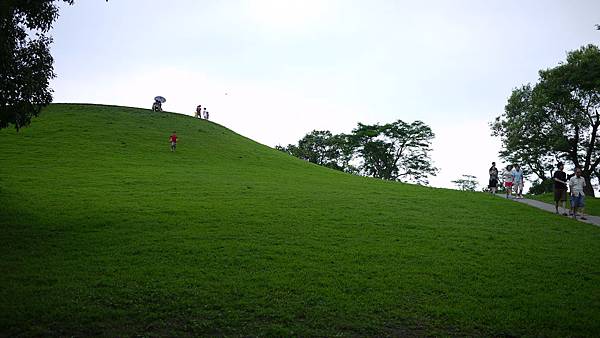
[0,0,73,131]
[276,130,356,173]
[452,174,479,192]
[279,119,438,185]
[352,120,438,184]
[492,44,600,196]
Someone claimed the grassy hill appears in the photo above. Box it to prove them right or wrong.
[1,104,599,336]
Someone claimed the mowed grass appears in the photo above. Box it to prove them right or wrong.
[527,193,600,216]
[1,104,599,336]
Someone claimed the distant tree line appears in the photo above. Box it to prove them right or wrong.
[277,120,438,185]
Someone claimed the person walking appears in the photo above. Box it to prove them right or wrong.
[512,164,524,199]
[553,162,568,215]
[488,162,499,195]
[204,109,209,120]
[169,131,178,152]
[502,165,514,198]
[569,167,587,220]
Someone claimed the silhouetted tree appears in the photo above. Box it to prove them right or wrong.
[452,174,479,191]
[276,130,357,173]
[352,120,438,184]
[0,0,74,131]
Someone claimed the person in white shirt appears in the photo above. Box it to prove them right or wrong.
[568,167,587,220]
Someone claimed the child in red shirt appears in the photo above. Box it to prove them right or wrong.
[169,132,177,152]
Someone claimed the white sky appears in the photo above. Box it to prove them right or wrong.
[49,0,600,189]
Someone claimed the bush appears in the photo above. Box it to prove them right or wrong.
[528,179,554,195]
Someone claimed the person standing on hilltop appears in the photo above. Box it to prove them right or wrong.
[488,162,499,195]
[195,105,202,118]
[553,162,568,215]
[169,131,178,152]
[512,164,524,199]
[502,165,514,198]
[569,167,587,220]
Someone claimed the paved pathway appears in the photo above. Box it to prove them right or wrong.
[502,195,600,227]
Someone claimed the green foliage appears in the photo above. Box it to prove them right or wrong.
[451,174,479,191]
[492,44,600,196]
[352,120,438,184]
[528,178,554,195]
[0,0,73,131]
[282,121,438,184]
[1,104,600,336]
[277,130,357,173]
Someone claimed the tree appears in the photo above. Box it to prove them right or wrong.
[491,84,561,181]
[452,175,479,191]
[276,130,357,173]
[492,45,600,196]
[0,0,74,131]
[528,178,554,195]
[352,120,438,184]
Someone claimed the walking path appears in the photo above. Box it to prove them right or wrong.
[502,196,600,227]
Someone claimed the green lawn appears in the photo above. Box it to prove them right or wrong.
[527,193,600,216]
[1,104,599,336]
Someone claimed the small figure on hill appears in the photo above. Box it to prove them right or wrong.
[204,109,209,120]
[502,165,514,198]
[569,167,587,220]
[195,105,202,118]
[169,131,178,152]
[488,162,499,195]
[152,99,162,112]
[553,162,568,215]
[153,96,166,112]
[512,164,524,199]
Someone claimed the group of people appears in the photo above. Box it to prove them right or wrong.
[552,163,587,220]
[488,161,588,220]
[488,162,524,198]
[150,98,212,121]
[164,103,215,153]
[195,104,210,120]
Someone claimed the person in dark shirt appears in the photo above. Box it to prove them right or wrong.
[195,105,202,118]
[488,162,499,195]
[553,162,568,215]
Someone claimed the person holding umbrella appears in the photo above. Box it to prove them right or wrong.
[152,96,166,112]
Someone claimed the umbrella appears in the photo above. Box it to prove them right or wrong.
[154,96,166,103]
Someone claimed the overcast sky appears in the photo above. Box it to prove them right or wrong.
[50,0,600,189]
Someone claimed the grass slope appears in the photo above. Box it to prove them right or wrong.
[1,104,599,336]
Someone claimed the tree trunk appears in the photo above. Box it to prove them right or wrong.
[584,175,596,197]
